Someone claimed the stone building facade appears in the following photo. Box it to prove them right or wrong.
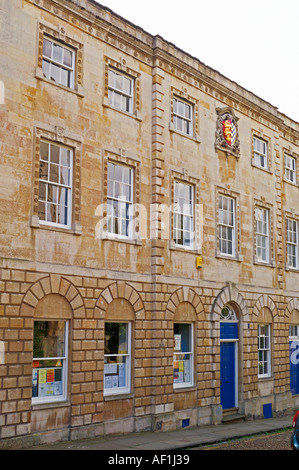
[1,0,299,448]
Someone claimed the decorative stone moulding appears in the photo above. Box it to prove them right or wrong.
[215,107,240,158]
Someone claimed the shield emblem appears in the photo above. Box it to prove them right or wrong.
[222,119,237,147]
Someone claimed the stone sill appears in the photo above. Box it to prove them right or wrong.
[31,400,70,410]
[103,98,142,122]
[35,68,85,97]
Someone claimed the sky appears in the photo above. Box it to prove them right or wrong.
[96,0,299,123]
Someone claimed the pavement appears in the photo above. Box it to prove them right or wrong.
[31,414,293,451]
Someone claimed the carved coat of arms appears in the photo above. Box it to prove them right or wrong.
[215,107,240,157]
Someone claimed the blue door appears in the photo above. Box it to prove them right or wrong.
[220,342,236,410]
[290,341,299,396]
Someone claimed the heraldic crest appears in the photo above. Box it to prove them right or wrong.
[215,107,240,157]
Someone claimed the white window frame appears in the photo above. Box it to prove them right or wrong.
[38,140,73,229]
[287,218,298,269]
[42,36,75,89]
[285,154,297,184]
[104,322,131,396]
[173,323,194,389]
[173,181,194,249]
[173,97,193,137]
[107,162,134,240]
[32,321,69,405]
[255,207,270,263]
[218,195,236,257]
[258,324,271,378]
[290,324,299,339]
[108,67,134,114]
[254,136,268,169]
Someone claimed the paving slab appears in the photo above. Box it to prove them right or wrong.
[30,415,293,451]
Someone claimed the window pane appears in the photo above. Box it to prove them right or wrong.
[174,324,190,352]
[33,321,66,358]
[60,148,70,167]
[50,144,60,164]
[32,321,66,401]
[60,68,69,87]
[58,205,68,225]
[63,48,73,67]
[43,39,52,58]
[42,59,50,79]
[38,201,46,221]
[50,164,59,184]
[105,323,128,355]
[60,166,70,186]
[39,161,48,180]
[50,63,60,83]
[173,323,192,386]
[53,43,63,64]
[40,142,49,161]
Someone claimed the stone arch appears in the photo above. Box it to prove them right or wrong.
[285,298,299,320]
[165,286,205,320]
[252,294,278,321]
[20,274,84,318]
[94,281,145,319]
[211,284,248,322]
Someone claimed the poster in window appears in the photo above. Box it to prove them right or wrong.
[39,369,47,384]
[105,375,112,389]
[184,359,190,383]
[105,363,117,375]
[47,369,55,383]
[32,370,38,397]
[174,334,181,351]
[118,363,126,388]
[53,381,62,396]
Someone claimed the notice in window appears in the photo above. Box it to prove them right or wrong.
[174,334,181,351]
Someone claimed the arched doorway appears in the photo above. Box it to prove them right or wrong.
[220,305,239,410]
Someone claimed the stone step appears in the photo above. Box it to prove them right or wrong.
[222,413,246,424]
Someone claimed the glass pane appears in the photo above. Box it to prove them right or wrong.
[47,203,56,223]
[115,73,123,91]
[47,184,57,204]
[115,165,123,182]
[174,324,190,353]
[40,142,49,161]
[50,63,60,83]
[104,356,127,389]
[53,43,63,64]
[50,144,60,164]
[33,321,66,358]
[108,162,114,181]
[60,148,70,167]
[39,182,46,200]
[60,68,69,87]
[105,323,128,355]
[63,48,73,68]
[42,59,50,79]
[58,205,67,225]
[123,76,132,95]
[60,166,70,186]
[124,96,131,113]
[43,39,52,58]
[108,69,115,87]
[39,161,48,181]
[50,164,59,184]
[38,201,46,221]
[58,187,68,206]
[113,91,121,109]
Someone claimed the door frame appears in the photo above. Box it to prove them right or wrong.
[220,338,239,410]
